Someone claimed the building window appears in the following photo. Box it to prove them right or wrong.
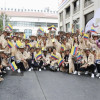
[73,18,80,32]
[60,12,63,22]
[73,0,80,14]
[47,23,58,27]
[85,11,94,25]
[24,29,32,38]
[13,29,19,32]
[66,23,70,32]
[84,0,94,8]
[65,6,70,19]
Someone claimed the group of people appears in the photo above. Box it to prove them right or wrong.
[0,30,100,82]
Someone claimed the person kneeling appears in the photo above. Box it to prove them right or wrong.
[79,48,95,78]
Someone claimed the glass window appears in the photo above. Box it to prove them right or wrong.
[47,23,58,27]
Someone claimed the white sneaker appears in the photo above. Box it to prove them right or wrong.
[57,68,60,72]
[6,67,11,70]
[78,72,81,76]
[44,67,46,70]
[3,71,6,74]
[73,71,78,75]
[96,73,100,77]
[17,69,21,73]
[28,68,32,72]
[94,69,97,73]
[91,74,95,78]
[31,67,33,70]
[85,71,88,75]
[39,69,41,71]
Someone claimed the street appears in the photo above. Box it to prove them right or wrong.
[0,71,100,100]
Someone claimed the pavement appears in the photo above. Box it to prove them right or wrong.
[0,71,100,100]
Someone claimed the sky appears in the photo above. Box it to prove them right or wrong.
[0,0,59,11]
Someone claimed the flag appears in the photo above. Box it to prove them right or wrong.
[10,33,13,37]
[72,24,74,33]
[15,40,22,48]
[23,34,26,39]
[8,40,13,48]
[27,43,32,48]
[51,53,58,60]
[35,51,42,60]
[61,44,66,51]
[7,24,13,31]
[58,58,64,66]
[80,29,84,35]
[39,27,44,32]
[9,61,18,71]
[91,26,97,34]
[71,46,78,55]
[77,52,82,60]
[84,34,89,40]
[48,25,56,30]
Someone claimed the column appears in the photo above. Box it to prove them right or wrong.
[70,2,73,32]
[63,9,66,32]
[80,0,85,30]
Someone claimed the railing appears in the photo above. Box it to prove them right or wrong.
[73,6,80,14]
[84,0,94,8]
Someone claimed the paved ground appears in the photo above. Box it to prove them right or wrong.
[0,71,100,100]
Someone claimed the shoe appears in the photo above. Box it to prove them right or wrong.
[2,71,6,74]
[28,68,32,72]
[44,67,46,70]
[17,69,21,73]
[31,67,33,70]
[39,69,41,71]
[73,71,78,75]
[96,73,100,77]
[0,77,4,82]
[94,68,97,73]
[85,71,88,75]
[57,68,60,72]
[6,67,11,71]
[91,74,94,78]
[78,72,81,76]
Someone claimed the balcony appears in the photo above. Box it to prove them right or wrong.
[84,0,94,8]
[73,6,80,14]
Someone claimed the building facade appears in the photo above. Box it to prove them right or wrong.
[0,9,58,38]
[58,0,100,32]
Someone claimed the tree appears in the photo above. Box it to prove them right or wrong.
[0,12,9,32]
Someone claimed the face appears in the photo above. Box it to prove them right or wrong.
[93,36,98,40]
[53,49,56,54]
[86,50,90,55]
[4,32,7,36]
[30,37,34,40]
[38,36,41,39]
[51,35,54,39]
[66,34,70,38]
[74,37,77,42]
[13,37,17,41]
[43,51,47,55]
[19,48,24,53]
[65,50,70,55]
[36,48,40,53]
[63,40,66,44]
[30,48,34,53]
